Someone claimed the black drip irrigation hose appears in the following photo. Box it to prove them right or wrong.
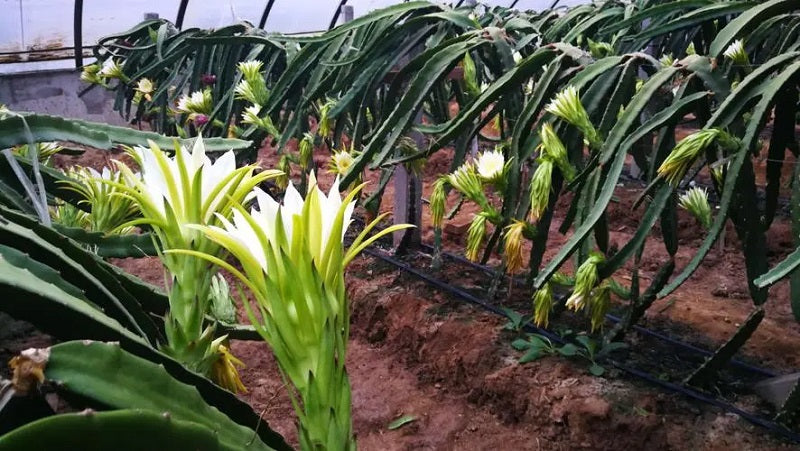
[417,242,778,379]
[361,246,800,444]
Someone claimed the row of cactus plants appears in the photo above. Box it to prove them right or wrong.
[4,0,800,442]
[85,0,800,422]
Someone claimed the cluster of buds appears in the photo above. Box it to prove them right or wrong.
[657,128,739,186]
[558,252,616,332]
[545,86,602,150]
[62,165,140,234]
[234,60,270,106]
[80,63,106,86]
[678,186,712,229]
[176,89,213,126]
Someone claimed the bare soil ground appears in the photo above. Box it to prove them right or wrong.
[6,134,795,449]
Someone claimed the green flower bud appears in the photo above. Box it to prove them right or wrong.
[465,213,488,262]
[659,53,675,67]
[528,158,553,223]
[299,132,314,169]
[679,186,712,229]
[503,220,526,274]
[318,98,336,138]
[463,51,481,98]
[276,154,291,189]
[430,177,448,229]
[657,129,737,187]
[533,282,554,328]
[539,122,575,181]
[209,274,236,324]
[545,86,602,150]
[566,251,604,312]
[447,162,484,204]
[589,282,611,332]
[237,60,264,82]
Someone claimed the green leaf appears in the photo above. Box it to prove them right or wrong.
[709,0,800,58]
[387,414,417,431]
[43,341,288,450]
[0,409,228,451]
[558,343,579,357]
[511,338,531,351]
[519,348,543,363]
[589,363,606,376]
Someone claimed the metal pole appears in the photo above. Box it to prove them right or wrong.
[176,0,190,30]
[74,0,84,68]
[328,0,349,30]
[258,0,277,28]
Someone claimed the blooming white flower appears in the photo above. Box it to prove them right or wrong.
[176,89,212,114]
[475,149,505,181]
[209,173,355,271]
[99,59,124,79]
[240,104,262,125]
[723,39,748,64]
[512,51,522,65]
[329,150,355,175]
[135,78,155,101]
[130,138,237,227]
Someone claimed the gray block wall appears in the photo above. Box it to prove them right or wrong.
[0,69,128,125]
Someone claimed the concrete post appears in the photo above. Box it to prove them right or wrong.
[340,5,354,24]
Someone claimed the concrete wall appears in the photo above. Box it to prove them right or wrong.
[0,69,128,125]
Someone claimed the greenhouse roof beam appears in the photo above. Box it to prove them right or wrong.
[328,0,349,30]
[176,0,190,30]
[258,0,278,28]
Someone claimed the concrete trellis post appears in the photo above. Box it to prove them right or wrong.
[392,119,424,249]
[336,4,420,250]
